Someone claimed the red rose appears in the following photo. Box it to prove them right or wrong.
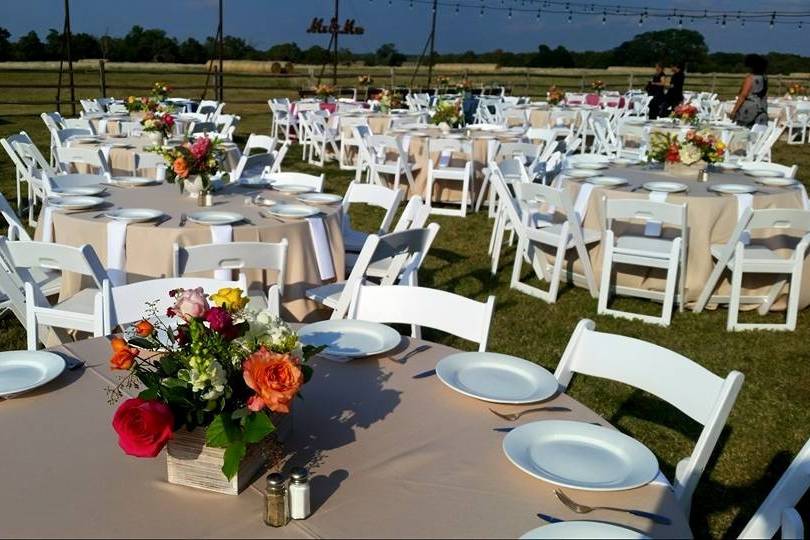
[112,398,174,458]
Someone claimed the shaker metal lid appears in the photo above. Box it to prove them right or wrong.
[266,472,287,488]
[290,467,309,483]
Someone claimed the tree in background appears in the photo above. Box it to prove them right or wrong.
[612,29,709,69]
[367,43,406,67]
[0,28,12,61]
[267,42,303,62]
[14,31,46,61]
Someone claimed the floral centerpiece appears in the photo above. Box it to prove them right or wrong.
[379,89,403,113]
[649,130,726,177]
[140,111,175,145]
[431,99,464,130]
[591,80,606,95]
[670,103,699,125]
[357,74,372,86]
[106,287,319,492]
[546,85,564,106]
[312,83,335,101]
[437,76,450,87]
[456,78,474,94]
[151,81,173,102]
[155,136,224,197]
[787,83,808,99]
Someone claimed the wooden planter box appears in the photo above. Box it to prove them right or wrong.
[665,161,702,179]
[166,411,292,495]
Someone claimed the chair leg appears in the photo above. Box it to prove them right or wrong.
[597,239,613,315]
[694,256,728,313]
[758,279,786,315]
[727,257,744,331]
[491,213,507,275]
[488,206,502,255]
[786,264,804,331]
[475,173,490,213]
[659,244,681,326]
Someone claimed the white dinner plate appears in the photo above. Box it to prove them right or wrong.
[643,181,688,193]
[435,352,558,404]
[564,169,601,179]
[503,420,659,491]
[47,195,105,210]
[110,176,156,187]
[186,211,245,226]
[298,320,401,358]
[520,522,650,539]
[239,176,270,187]
[611,157,641,166]
[296,192,342,205]
[70,135,102,143]
[0,351,66,397]
[744,169,785,178]
[53,185,107,196]
[574,162,609,171]
[272,183,313,195]
[716,162,741,171]
[104,208,164,223]
[709,183,757,194]
[587,176,628,187]
[266,204,319,219]
[755,177,797,187]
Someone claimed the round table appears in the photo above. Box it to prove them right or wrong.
[554,164,810,310]
[0,333,692,537]
[34,182,346,321]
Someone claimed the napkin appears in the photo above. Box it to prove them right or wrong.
[40,206,55,243]
[645,191,668,237]
[573,183,595,222]
[735,193,754,245]
[437,149,452,168]
[307,217,336,281]
[97,118,108,135]
[106,220,128,287]
[210,225,233,281]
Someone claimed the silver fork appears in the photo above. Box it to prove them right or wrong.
[489,406,570,421]
[554,489,671,525]
[394,344,430,364]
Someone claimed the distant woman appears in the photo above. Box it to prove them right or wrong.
[646,63,667,119]
[660,61,685,117]
[730,54,769,128]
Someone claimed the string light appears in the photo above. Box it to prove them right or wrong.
[455,2,459,13]
[507,7,512,18]
[536,8,541,20]
[601,9,606,24]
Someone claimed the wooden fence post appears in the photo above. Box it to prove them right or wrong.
[628,73,634,91]
[98,59,107,98]
[308,67,315,88]
[711,73,717,93]
[525,69,530,95]
[580,75,585,91]
[390,67,395,89]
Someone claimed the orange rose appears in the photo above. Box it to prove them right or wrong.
[134,320,154,337]
[110,336,138,370]
[242,347,303,414]
[173,157,189,178]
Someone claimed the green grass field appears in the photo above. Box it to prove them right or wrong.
[2,71,810,538]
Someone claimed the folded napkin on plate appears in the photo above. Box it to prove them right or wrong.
[40,206,55,243]
[106,220,128,287]
[645,191,668,237]
[307,217,336,281]
[572,183,595,222]
[210,225,233,281]
[735,193,754,245]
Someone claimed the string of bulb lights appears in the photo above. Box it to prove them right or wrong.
[379,0,810,28]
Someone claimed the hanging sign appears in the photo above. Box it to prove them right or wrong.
[306,17,365,35]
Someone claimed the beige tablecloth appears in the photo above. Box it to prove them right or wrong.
[34,182,345,321]
[0,334,691,538]
[544,165,809,309]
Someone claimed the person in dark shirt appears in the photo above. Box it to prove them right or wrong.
[660,61,685,117]
[647,63,667,119]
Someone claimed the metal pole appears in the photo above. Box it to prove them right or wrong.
[64,0,75,116]
[426,0,438,88]
[218,0,224,101]
[333,0,339,86]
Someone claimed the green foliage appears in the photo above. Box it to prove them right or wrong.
[613,29,709,68]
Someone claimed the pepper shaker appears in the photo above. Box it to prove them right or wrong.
[289,467,311,520]
[264,473,290,527]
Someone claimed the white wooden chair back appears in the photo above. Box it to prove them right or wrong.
[342,181,404,235]
[244,134,276,154]
[0,194,30,241]
[348,285,495,351]
[393,196,430,232]
[738,161,798,179]
[54,146,110,175]
[604,197,687,230]
[110,275,247,329]
[232,152,276,181]
[555,319,744,515]
[52,128,92,147]
[62,117,96,134]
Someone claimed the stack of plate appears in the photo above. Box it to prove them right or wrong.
[574,162,609,171]
[264,204,319,220]
[563,169,601,179]
[709,183,757,195]
[744,169,784,178]
[755,177,797,187]
[52,185,107,196]
[297,193,342,205]
[587,176,628,187]
[643,181,688,193]
[47,195,105,211]
[272,184,314,195]
[520,522,649,539]
[104,208,164,223]
[298,320,401,360]
[186,211,245,226]
[109,176,156,187]
[0,351,66,398]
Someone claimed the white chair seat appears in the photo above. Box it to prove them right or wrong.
[530,223,601,248]
[616,236,677,259]
[711,243,793,267]
[305,282,345,308]
[53,287,100,315]
[344,229,370,253]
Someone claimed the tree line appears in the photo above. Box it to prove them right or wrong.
[1,26,809,74]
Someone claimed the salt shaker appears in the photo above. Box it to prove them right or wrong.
[264,473,290,527]
[289,467,311,520]
[699,168,709,183]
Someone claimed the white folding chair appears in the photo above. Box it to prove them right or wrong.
[172,240,287,316]
[491,166,599,302]
[366,135,416,192]
[740,437,810,539]
[54,146,111,175]
[62,117,96,134]
[598,197,688,327]
[188,121,218,138]
[341,181,404,253]
[306,224,440,320]
[51,127,93,150]
[133,152,166,177]
[425,138,474,217]
[348,284,495,350]
[43,173,108,196]
[268,98,294,141]
[338,116,369,171]
[556,319,744,517]
[110,275,247,331]
[243,134,277,155]
[231,150,281,182]
[616,122,651,161]
[0,239,111,349]
[738,161,798,179]
[694,208,810,331]
[264,172,324,192]
[1,132,53,216]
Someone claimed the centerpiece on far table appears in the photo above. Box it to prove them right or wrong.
[431,99,464,132]
[155,135,224,202]
[437,76,450,88]
[670,103,699,125]
[546,85,564,106]
[378,89,402,113]
[312,83,336,102]
[151,81,173,102]
[649,129,726,178]
[591,80,606,95]
[105,287,320,495]
[787,83,808,100]
[140,111,175,146]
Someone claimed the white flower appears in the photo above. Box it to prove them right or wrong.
[679,143,702,165]
[184,356,227,400]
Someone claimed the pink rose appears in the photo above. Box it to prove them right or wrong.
[190,137,212,160]
[205,306,238,340]
[172,287,209,321]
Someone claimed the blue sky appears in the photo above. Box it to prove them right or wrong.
[1,0,809,54]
